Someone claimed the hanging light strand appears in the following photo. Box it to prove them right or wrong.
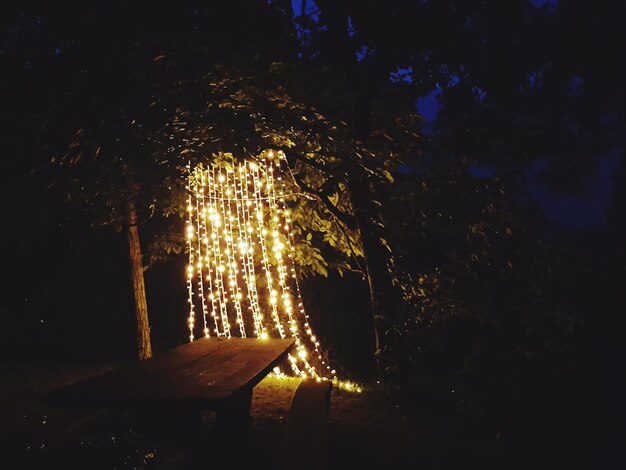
[185,155,359,391]
[252,161,285,338]
[194,165,210,338]
[221,170,246,337]
[236,163,265,337]
[186,163,197,341]
[276,153,325,379]
[210,166,231,337]
[197,167,219,337]
[203,167,222,336]
[265,154,316,379]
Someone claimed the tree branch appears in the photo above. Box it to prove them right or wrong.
[332,216,366,276]
[292,173,358,230]
[281,148,348,178]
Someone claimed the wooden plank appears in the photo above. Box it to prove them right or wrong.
[44,338,229,405]
[42,338,295,410]
[100,338,264,405]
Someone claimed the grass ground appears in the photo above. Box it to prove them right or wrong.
[0,363,425,469]
[4,360,608,469]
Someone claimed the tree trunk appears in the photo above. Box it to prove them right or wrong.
[315,1,397,371]
[126,197,153,360]
[348,173,397,364]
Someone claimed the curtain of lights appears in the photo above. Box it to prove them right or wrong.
[185,151,354,387]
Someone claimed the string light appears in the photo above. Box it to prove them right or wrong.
[185,153,359,391]
[194,164,210,338]
[209,165,230,337]
[185,162,196,342]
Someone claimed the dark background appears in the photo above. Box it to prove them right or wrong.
[1,1,624,468]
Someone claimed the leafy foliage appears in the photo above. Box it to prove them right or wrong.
[152,62,421,279]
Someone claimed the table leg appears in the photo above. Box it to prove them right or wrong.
[135,405,202,441]
[215,387,253,433]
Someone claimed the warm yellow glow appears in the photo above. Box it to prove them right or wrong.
[184,154,358,390]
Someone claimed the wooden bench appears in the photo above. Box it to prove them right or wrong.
[283,380,333,467]
[42,337,295,438]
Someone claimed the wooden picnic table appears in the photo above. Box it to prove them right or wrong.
[42,337,296,434]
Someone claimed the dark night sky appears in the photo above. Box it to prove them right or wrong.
[416,89,622,228]
[295,0,619,230]
[403,0,620,230]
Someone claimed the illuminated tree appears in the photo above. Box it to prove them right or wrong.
[151,61,422,372]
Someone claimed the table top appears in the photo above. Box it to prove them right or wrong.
[42,337,296,409]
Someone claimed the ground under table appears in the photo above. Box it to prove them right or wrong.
[42,337,296,432]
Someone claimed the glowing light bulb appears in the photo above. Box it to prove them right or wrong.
[186,158,354,389]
